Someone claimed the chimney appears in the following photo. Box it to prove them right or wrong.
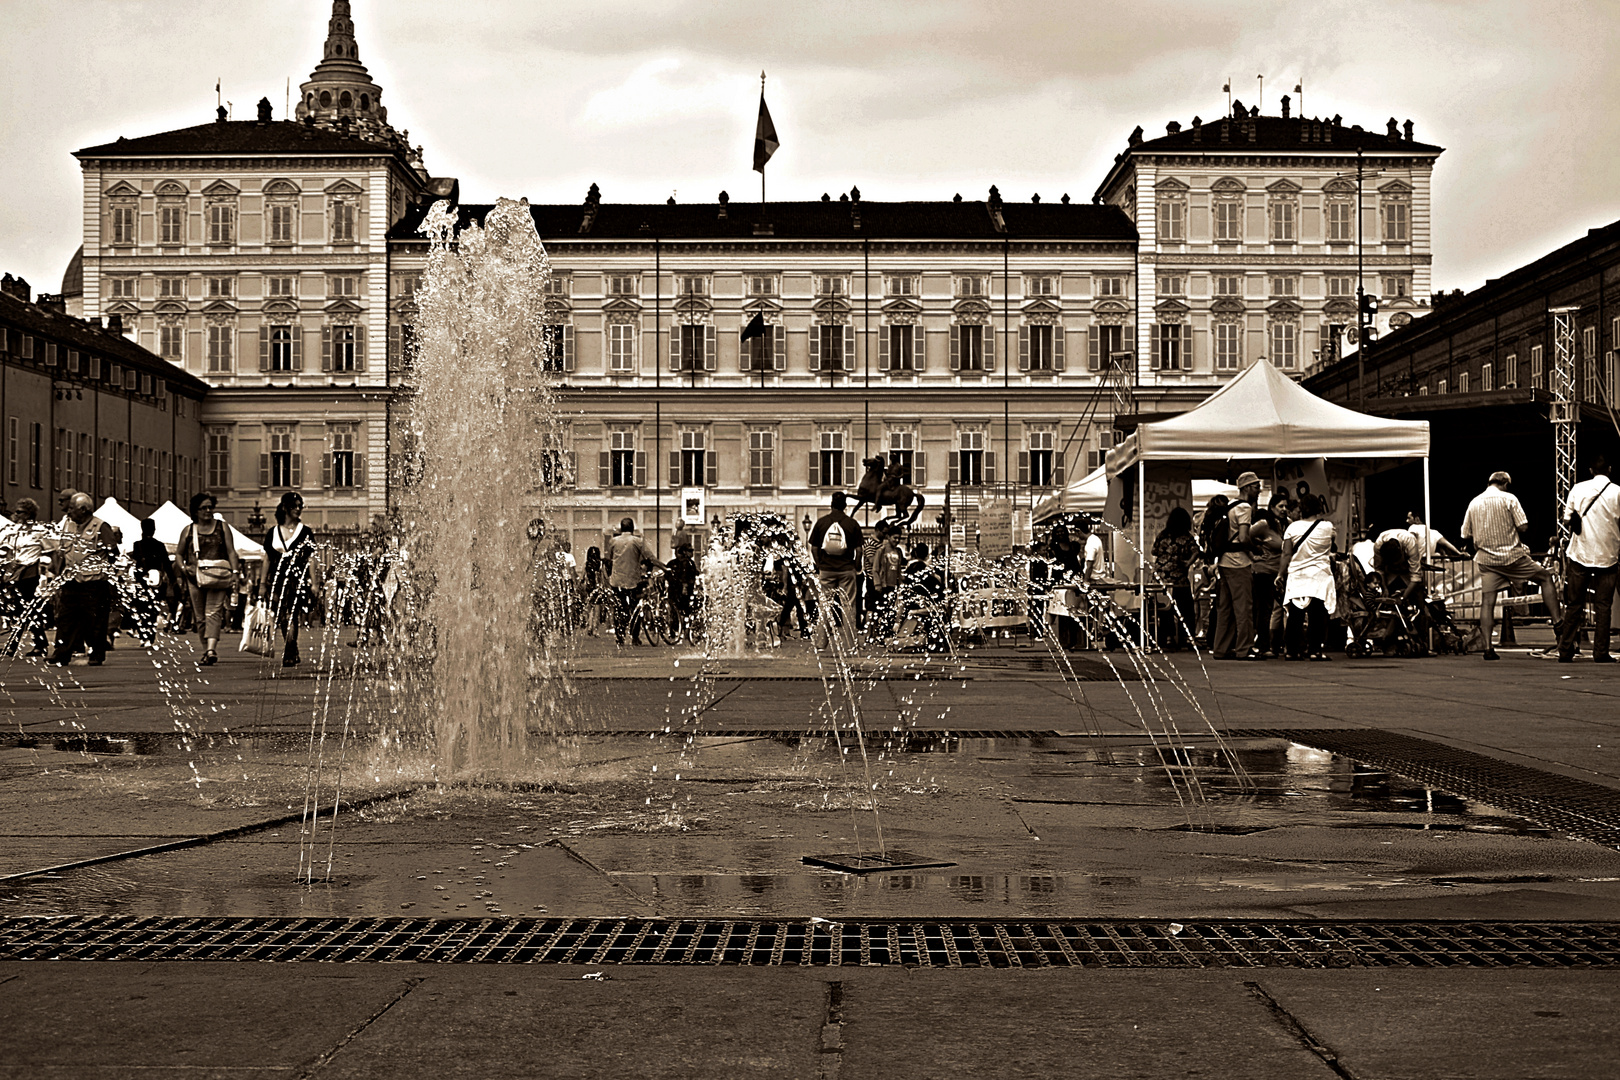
[257,97,273,123]
[986,185,1006,232]
[1166,120,1181,135]
[849,185,861,229]
[1387,117,1400,140]
[0,274,31,303]
[1127,125,1143,147]
[1031,193,1040,204]
[106,313,124,334]
[216,105,228,122]
[1061,194,1070,204]
[1403,119,1414,142]
[717,190,729,220]
[1220,119,1230,143]
[1281,94,1291,119]
[578,182,600,234]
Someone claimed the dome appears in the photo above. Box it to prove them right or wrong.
[60,245,84,298]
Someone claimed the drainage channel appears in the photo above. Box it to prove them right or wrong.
[5,916,1620,968]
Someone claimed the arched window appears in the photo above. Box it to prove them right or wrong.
[340,91,352,109]
[319,90,332,108]
[359,93,370,111]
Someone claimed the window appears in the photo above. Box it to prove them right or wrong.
[1025,275,1058,297]
[1026,429,1056,487]
[955,276,987,298]
[208,202,235,245]
[1027,324,1055,371]
[677,275,707,297]
[1530,345,1544,390]
[887,324,916,372]
[159,203,184,245]
[5,417,15,485]
[955,324,986,371]
[59,429,71,492]
[677,324,706,373]
[1090,323,1125,371]
[539,275,568,297]
[30,423,42,488]
[266,275,296,298]
[1214,322,1242,371]
[268,203,295,243]
[1270,198,1296,242]
[111,203,136,245]
[1327,275,1355,297]
[539,325,567,372]
[608,322,636,372]
[1269,275,1299,298]
[746,324,775,372]
[817,275,847,297]
[206,427,230,490]
[267,424,298,488]
[269,325,295,371]
[1154,323,1189,371]
[1213,199,1242,241]
[817,430,846,488]
[1327,198,1354,242]
[1382,197,1409,242]
[1157,275,1185,296]
[207,276,233,298]
[747,275,777,297]
[1095,276,1124,297]
[107,277,137,300]
[1437,378,1448,395]
[679,429,707,487]
[1213,275,1243,297]
[748,429,775,488]
[207,324,233,372]
[1505,353,1518,388]
[956,429,986,487]
[887,430,918,485]
[329,276,358,298]
[817,323,847,372]
[101,438,110,492]
[396,273,423,298]
[605,275,638,296]
[158,276,186,299]
[331,199,356,242]
[1269,321,1298,370]
[329,424,359,488]
[330,324,357,372]
[159,324,183,361]
[1459,371,1470,394]
[884,275,918,297]
[1584,326,1599,402]
[608,428,638,487]
[1382,275,1410,299]
[1158,196,1185,242]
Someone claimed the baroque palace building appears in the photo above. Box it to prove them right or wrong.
[64,2,1445,553]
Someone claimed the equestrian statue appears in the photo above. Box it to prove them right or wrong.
[846,455,927,527]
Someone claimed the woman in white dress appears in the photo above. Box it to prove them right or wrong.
[1279,493,1337,660]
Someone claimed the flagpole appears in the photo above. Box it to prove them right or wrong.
[760,71,767,204]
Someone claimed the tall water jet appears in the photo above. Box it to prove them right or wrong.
[397,198,566,776]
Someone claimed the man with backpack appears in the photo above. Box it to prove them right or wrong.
[808,491,863,650]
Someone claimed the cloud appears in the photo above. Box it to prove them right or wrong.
[578,57,754,130]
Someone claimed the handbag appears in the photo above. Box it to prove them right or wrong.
[190,524,233,589]
[239,602,276,656]
[1566,480,1612,536]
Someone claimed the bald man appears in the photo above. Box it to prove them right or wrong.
[48,493,117,667]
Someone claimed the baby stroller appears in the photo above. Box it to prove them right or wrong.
[1345,539,1429,657]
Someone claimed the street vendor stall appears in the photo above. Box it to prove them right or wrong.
[1104,360,1431,646]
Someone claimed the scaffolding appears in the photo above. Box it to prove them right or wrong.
[1549,305,1580,585]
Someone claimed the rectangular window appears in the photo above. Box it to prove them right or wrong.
[112,205,136,244]
[539,275,568,296]
[158,275,186,298]
[206,325,233,372]
[269,424,296,487]
[270,324,295,371]
[1459,371,1470,393]
[331,324,357,372]
[30,423,42,488]
[886,275,919,297]
[1027,429,1055,487]
[1215,323,1241,371]
[159,204,184,245]
[206,427,230,490]
[1028,324,1054,371]
[678,324,705,373]
[79,433,92,493]
[747,329,773,372]
[1326,275,1355,297]
[1271,200,1296,241]
[539,324,566,372]
[1024,275,1058,297]
[748,429,774,488]
[605,275,638,296]
[1158,199,1185,242]
[60,429,72,492]
[957,430,985,487]
[817,275,847,297]
[1438,378,1448,395]
[1157,275,1185,296]
[1091,323,1125,371]
[1095,276,1124,297]
[330,424,357,488]
[888,324,915,372]
[1505,353,1518,388]
[1214,200,1241,241]
[887,430,916,485]
[1155,324,1184,371]
[1530,345,1544,390]
[1383,201,1409,242]
[265,275,296,297]
[329,276,358,298]
[819,324,846,372]
[1327,201,1354,242]
[958,325,985,371]
[609,428,637,487]
[208,203,234,244]
[107,277,137,299]
[1583,326,1599,402]
[207,276,233,298]
[1213,275,1243,297]
[679,429,707,487]
[6,417,15,485]
[609,323,636,372]
[677,276,707,297]
[955,276,987,297]
[818,430,845,488]
[396,273,422,298]
[1269,323,1298,370]
[1381,275,1410,298]
[1269,275,1299,298]
[268,203,295,243]
[159,325,183,361]
[331,201,356,242]
[747,275,777,297]
[101,438,110,492]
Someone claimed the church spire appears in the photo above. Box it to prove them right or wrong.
[295,0,389,131]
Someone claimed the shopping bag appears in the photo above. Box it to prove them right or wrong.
[239,603,276,657]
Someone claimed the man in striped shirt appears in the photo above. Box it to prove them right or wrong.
[1461,471,1561,661]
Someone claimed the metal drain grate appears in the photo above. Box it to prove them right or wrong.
[5,917,1620,968]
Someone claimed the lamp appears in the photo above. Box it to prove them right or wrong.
[802,513,812,535]
[711,513,722,530]
[247,502,266,533]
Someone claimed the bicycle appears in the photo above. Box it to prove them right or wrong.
[627,571,675,646]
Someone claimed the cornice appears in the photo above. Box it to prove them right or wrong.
[84,156,398,173]
[1147,252,1432,267]
[533,239,1135,258]
[1130,152,1439,170]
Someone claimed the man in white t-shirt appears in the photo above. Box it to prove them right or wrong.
[1556,457,1620,663]
[1462,470,1561,661]
[1077,517,1107,582]
[1213,471,1260,658]
[1405,511,1464,564]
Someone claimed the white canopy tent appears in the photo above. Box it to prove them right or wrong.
[149,501,265,559]
[1104,360,1431,645]
[93,497,144,554]
[1032,466,1237,521]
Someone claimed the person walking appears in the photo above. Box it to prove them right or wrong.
[176,492,240,666]
[259,492,316,667]
[47,493,118,667]
[1280,493,1338,660]
[1461,470,1562,661]
[604,517,663,646]
[808,492,863,651]
[1556,456,1619,664]
[581,546,606,636]
[131,519,174,645]
[4,500,51,657]
[1213,471,1261,659]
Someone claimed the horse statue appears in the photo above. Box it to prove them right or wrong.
[846,455,927,527]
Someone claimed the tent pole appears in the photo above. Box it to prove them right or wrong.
[1423,453,1432,555]
[1138,459,1146,649]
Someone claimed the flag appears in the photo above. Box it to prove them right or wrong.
[1222,82,1229,92]
[740,312,768,342]
[753,94,779,173]
[1294,83,1302,93]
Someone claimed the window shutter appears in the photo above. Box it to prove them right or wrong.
[1150,324,1160,367]
[634,451,647,488]
[290,454,303,489]
[842,325,854,373]
[950,326,961,371]
[808,451,820,488]
[321,453,332,489]
[1181,324,1193,371]
[913,324,926,371]
[598,451,610,487]
[985,451,997,486]
[291,329,304,372]
[1054,326,1066,371]
[705,451,717,487]
[984,326,995,372]
[669,329,681,372]
[564,326,575,372]
[914,451,927,488]
[388,324,401,373]
[1019,326,1030,371]
[1018,451,1030,485]
[321,326,332,372]
[668,451,680,488]
[1088,328,1100,371]
[844,454,856,488]
[355,453,366,490]
[258,326,270,371]
[948,452,960,486]
[773,324,786,371]
[1053,451,1065,487]
[879,326,890,371]
[258,453,271,489]
[705,324,717,372]
[354,331,365,372]
[1123,323,1134,361]
[808,325,821,372]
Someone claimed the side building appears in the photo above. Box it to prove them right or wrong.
[387,190,1138,555]
[0,274,208,517]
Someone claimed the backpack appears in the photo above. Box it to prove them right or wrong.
[821,521,848,557]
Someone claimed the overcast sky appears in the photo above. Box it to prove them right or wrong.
[3,0,1617,297]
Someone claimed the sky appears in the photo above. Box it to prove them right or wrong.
[3,0,1618,297]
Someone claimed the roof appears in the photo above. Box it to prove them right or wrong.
[60,245,83,298]
[389,198,1138,245]
[0,290,209,395]
[75,119,406,160]
[1107,359,1429,473]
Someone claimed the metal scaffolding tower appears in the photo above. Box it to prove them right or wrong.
[1549,305,1581,580]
